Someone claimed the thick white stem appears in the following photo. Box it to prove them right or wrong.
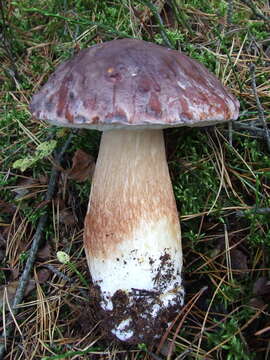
[84,129,184,343]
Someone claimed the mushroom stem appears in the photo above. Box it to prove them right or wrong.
[84,129,184,343]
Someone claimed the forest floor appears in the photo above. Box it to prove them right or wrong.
[0,1,270,359]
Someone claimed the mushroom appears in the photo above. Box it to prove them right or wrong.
[30,38,239,343]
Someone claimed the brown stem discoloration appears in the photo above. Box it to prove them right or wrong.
[84,129,180,259]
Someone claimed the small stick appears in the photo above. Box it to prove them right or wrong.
[226,0,234,145]
[226,0,234,26]
[240,0,270,23]
[232,122,267,138]
[0,133,74,359]
[249,63,270,152]
[44,263,89,299]
[0,0,20,84]
[44,263,73,283]
[137,0,173,48]
[236,207,270,217]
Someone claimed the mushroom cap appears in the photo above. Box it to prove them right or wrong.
[30,38,239,130]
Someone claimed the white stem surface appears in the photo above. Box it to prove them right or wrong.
[84,129,184,343]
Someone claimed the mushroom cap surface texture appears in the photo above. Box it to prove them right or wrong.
[30,38,239,130]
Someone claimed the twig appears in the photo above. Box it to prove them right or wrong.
[171,0,195,36]
[174,349,193,360]
[0,0,20,84]
[44,264,89,299]
[137,0,173,48]
[0,133,74,359]
[226,0,234,26]
[223,0,234,146]
[232,122,267,138]
[240,0,270,23]
[236,207,270,217]
[228,121,233,145]
[145,350,163,360]
[44,264,73,283]
[249,63,270,152]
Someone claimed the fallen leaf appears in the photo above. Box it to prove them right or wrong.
[37,242,51,261]
[253,277,270,296]
[11,177,36,200]
[0,235,5,262]
[35,199,51,210]
[9,267,20,281]
[37,174,48,184]
[36,268,51,283]
[0,200,16,215]
[159,340,175,357]
[215,239,248,278]
[0,280,36,308]
[59,208,77,226]
[249,297,265,309]
[230,248,248,277]
[67,149,95,182]
[0,250,4,263]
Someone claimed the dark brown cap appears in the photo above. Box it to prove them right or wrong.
[30,39,239,130]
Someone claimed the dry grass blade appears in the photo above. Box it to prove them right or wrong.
[0,133,74,359]
[249,63,270,152]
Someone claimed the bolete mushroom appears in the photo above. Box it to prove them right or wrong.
[30,38,239,343]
